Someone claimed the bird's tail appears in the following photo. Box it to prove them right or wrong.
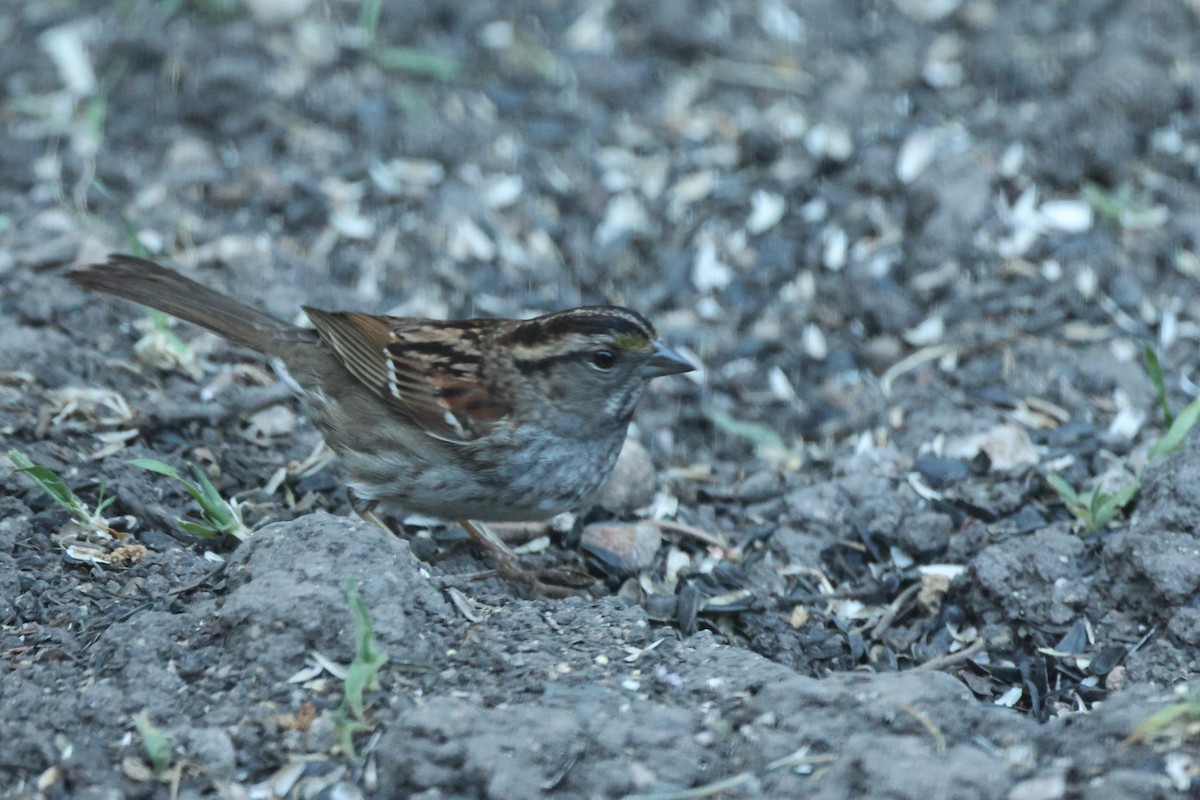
[69,254,293,353]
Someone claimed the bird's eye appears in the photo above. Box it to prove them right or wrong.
[591,349,617,370]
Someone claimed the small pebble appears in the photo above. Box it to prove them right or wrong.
[595,438,657,512]
[581,522,661,573]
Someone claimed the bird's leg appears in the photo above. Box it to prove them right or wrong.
[348,488,391,533]
[346,496,592,597]
[458,519,594,598]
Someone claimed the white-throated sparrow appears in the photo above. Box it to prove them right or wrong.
[70,255,694,594]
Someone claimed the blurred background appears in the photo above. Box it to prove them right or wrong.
[6,0,1200,451]
[8,1,1200,797]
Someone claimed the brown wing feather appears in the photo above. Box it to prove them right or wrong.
[303,308,505,443]
[384,345,510,440]
[302,309,393,389]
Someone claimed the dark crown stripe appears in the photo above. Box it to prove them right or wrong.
[547,307,652,338]
[506,320,544,346]
[508,307,656,345]
[540,313,650,340]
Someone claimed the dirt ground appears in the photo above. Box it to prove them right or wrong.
[4,0,1200,797]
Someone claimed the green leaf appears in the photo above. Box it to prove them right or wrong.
[343,578,387,721]
[178,520,221,538]
[190,464,222,503]
[8,450,88,520]
[189,465,232,523]
[133,710,172,776]
[358,0,382,46]
[1088,479,1139,532]
[130,458,247,539]
[1046,473,1081,506]
[131,457,210,507]
[129,457,183,480]
[344,667,370,722]
[327,579,389,757]
[372,46,460,80]
[1083,182,1138,227]
[118,211,149,258]
[1148,394,1200,461]
[81,61,124,151]
[146,310,193,360]
[1143,346,1173,426]
[703,408,804,467]
[1126,693,1200,743]
[332,711,370,758]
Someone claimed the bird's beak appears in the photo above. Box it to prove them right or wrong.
[642,341,696,378]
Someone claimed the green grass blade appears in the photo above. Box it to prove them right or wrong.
[372,46,460,80]
[133,710,173,776]
[1143,346,1174,426]
[1148,395,1200,461]
[705,408,788,453]
[129,457,183,481]
[1126,697,1200,743]
[188,464,237,528]
[333,715,369,758]
[1089,480,1139,532]
[131,457,209,508]
[8,450,88,520]
[178,520,221,538]
[96,484,117,514]
[358,0,382,46]
[146,310,193,360]
[343,578,387,721]
[118,211,149,258]
[131,458,246,539]
[1046,473,1081,506]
